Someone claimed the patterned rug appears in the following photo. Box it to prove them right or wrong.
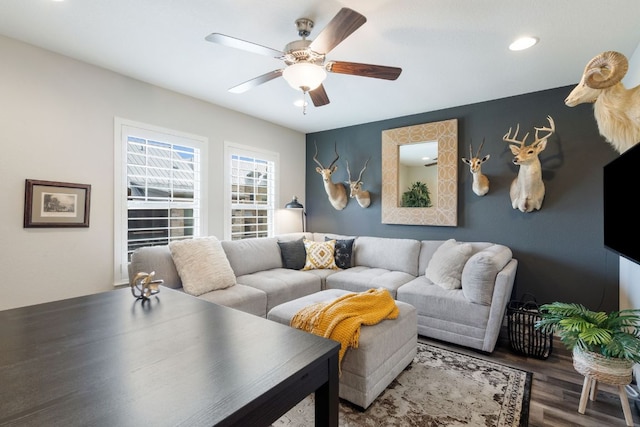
[274,342,531,426]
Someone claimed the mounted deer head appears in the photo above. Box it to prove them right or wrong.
[461,138,490,196]
[503,115,555,212]
[346,157,371,208]
[313,141,348,210]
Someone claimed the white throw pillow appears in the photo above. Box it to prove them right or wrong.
[425,239,473,290]
[462,244,513,305]
[169,237,236,296]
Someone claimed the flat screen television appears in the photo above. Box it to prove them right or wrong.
[603,142,640,265]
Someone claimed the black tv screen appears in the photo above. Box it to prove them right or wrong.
[603,142,640,265]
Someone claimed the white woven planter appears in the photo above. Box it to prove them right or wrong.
[572,347,633,385]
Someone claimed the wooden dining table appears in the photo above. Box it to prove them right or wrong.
[0,287,339,426]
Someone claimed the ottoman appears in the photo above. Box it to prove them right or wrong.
[267,289,417,409]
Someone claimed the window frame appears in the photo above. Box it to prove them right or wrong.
[223,141,279,241]
[114,117,208,285]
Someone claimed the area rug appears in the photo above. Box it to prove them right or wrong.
[274,342,532,426]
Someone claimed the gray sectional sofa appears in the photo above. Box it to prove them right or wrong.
[129,232,517,353]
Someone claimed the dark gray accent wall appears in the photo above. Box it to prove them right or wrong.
[305,85,621,312]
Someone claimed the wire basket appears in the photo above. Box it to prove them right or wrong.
[507,296,553,359]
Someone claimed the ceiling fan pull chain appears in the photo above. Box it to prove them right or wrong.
[302,90,308,115]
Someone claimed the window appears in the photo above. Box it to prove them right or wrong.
[224,142,278,240]
[114,118,207,283]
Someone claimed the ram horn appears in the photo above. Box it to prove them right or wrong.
[585,51,629,89]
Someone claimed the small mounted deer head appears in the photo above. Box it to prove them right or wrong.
[503,115,555,212]
[313,141,348,210]
[461,138,490,196]
[346,157,371,208]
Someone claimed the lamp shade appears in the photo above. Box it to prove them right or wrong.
[284,196,304,209]
[282,62,327,91]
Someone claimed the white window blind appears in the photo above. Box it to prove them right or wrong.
[225,143,277,240]
[127,136,201,252]
[114,118,207,284]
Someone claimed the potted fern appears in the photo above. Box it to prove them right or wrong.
[535,302,640,385]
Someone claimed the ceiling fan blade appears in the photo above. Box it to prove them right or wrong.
[228,69,284,93]
[309,8,366,55]
[205,33,284,58]
[309,85,330,107]
[326,61,402,80]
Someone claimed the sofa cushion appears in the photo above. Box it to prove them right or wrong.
[277,238,306,270]
[326,236,354,269]
[425,239,473,290]
[303,239,339,270]
[169,237,236,296]
[222,237,282,276]
[354,236,421,275]
[461,244,513,305]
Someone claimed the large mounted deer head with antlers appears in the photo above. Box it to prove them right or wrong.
[313,142,348,210]
[346,157,371,208]
[503,115,555,213]
[461,139,490,196]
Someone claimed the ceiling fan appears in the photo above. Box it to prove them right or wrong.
[424,158,438,167]
[205,7,402,109]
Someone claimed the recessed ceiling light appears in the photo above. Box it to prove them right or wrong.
[509,36,539,51]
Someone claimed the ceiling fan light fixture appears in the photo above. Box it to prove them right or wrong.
[282,62,327,91]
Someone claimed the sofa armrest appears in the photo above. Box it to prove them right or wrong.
[129,245,182,289]
[482,259,518,352]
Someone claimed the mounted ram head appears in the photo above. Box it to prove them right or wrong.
[565,51,640,154]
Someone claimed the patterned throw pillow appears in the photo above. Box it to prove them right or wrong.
[325,237,354,269]
[302,239,339,270]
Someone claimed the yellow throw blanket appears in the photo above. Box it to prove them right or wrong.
[290,288,399,371]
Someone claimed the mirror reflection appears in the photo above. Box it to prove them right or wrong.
[398,141,438,207]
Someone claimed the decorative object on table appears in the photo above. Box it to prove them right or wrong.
[401,181,432,207]
[565,51,640,154]
[24,179,91,228]
[507,294,553,359]
[461,138,490,196]
[313,141,348,210]
[273,341,531,427]
[345,157,371,207]
[503,115,555,213]
[535,302,640,426]
[130,271,163,300]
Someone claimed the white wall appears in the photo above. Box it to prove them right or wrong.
[0,36,305,310]
[619,41,640,310]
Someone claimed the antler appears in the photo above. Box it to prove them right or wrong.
[313,141,340,169]
[532,116,555,145]
[476,138,485,157]
[313,141,324,168]
[346,159,352,181]
[503,123,530,147]
[357,157,370,182]
[328,142,340,169]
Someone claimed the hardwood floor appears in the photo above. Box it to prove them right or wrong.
[420,333,640,426]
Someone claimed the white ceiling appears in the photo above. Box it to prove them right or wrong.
[2,1,639,134]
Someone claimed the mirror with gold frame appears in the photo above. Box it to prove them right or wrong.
[381,119,458,226]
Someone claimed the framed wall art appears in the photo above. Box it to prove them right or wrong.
[24,179,91,228]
